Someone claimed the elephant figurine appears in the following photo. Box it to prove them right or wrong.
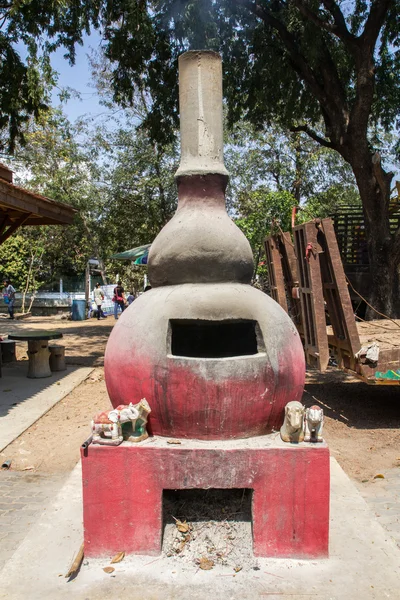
[280,400,305,443]
[304,405,324,442]
[91,399,151,446]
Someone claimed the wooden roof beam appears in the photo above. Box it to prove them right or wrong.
[0,180,75,225]
[0,213,32,245]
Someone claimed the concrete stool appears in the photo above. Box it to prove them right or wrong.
[49,345,66,372]
[0,340,16,363]
[27,340,51,378]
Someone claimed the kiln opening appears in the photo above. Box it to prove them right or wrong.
[162,488,253,557]
[169,319,263,358]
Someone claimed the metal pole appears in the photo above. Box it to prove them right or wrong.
[85,262,90,306]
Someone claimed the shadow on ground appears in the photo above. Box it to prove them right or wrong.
[303,368,400,430]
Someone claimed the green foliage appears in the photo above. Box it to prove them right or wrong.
[0,107,107,293]
[0,235,31,291]
[0,1,102,150]
[225,122,359,209]
[91,1,400,160]
[235,188,296,279]
[0,232,45,293]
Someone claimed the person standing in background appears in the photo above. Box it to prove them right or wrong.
[93,283,105,319]
[2,279,16,319]
[127,290,135,305]
[113,280,126,320]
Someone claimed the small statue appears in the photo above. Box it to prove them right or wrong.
[124,398,151,443]
[304,405,324,443]
[280,400,305,443]
[91,399,151,446]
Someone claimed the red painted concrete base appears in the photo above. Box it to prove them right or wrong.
[81,436,330,559]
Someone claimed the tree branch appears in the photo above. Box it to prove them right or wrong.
[321,0,355,43]
[349,0,392,135]
[360,0,393,51]
[243,1,328,106]
[292,0,355,46]
[290,125,335,149]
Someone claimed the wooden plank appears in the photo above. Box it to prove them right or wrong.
[293,221,329,371]
[0,180,76,225]
[317,218,361,369]
[263,236,288,312]
[277,232,303,328]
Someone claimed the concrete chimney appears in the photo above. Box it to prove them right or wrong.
[175,51,228,180]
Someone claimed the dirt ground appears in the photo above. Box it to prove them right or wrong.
[1,316,399,481]
[0,314,113,367]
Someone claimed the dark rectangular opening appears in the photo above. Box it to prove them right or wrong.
[162,488,254,566]
[170,319,261,358]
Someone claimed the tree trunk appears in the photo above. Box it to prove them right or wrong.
[349,148,400,318]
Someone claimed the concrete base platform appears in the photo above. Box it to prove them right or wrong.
[0,365,94,452]
[82,435,330,559]
[0,457,399,600]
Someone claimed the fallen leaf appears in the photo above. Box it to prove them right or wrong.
[176,520,189,533]
[103,566,115,574]
[234,566,242,573]
[198,557,214,570]
[110,551,125,564]
[22,466,35,471]
[2,389,11,392]
[167,439,182,445]
[176,534,191,553]
[374,474,385,479]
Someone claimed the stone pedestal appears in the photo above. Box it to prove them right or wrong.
[0,340,16,363]
[81,435,330,559]
[49,345,66,372]
[27,340,51,378]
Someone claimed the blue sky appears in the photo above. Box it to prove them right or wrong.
[50,31,104,122]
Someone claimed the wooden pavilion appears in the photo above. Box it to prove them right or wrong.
[0,163,76,245]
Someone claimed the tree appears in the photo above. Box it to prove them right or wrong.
[0,230,46,312]
[235,188,296,288]
[224,121,359,209]
[94,0,400,317]
[85,51,179,262]
[9,108,108,289]
[0,1,103,151]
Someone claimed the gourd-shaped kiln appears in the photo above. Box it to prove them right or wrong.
[104,51,305,439]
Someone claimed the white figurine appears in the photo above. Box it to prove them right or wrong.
[91,399,151,446]
[304,405,324,442]
[280,401,305,443]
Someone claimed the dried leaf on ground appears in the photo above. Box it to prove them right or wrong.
[103,566,115,574]
[167,439,182,445]
[198,557,214,570]
[110,551,125,564]
[234,566,242,573]
[177,534,191,553]
[176,520,190,533]
[374,474,385,479]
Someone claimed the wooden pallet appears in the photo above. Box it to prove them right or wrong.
[265,218,400,384]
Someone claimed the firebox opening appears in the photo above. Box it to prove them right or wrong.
[162,488,253,560]
[169,319,263,358]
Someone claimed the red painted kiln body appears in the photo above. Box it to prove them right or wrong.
[105,284,305,439]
